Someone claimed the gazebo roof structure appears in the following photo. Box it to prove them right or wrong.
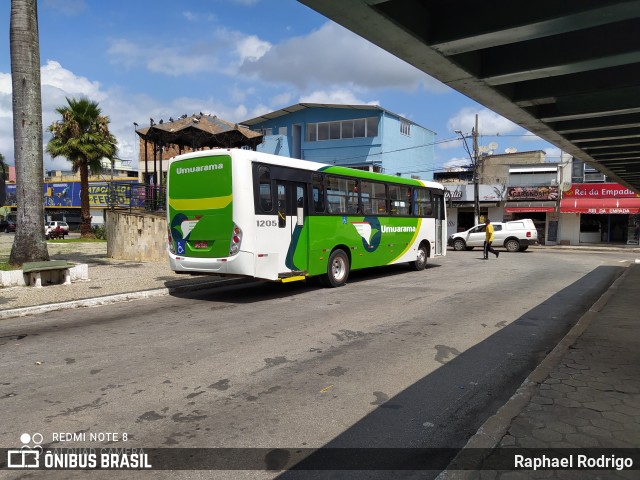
[136,114,263,150]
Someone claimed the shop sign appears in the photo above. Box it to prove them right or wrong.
[565,183,639,198]
[444,184,505,202]
[444,187,463,200]
[586,208,632,214]
[507,186,558,201]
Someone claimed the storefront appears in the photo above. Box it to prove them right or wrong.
[443,184,505,236]
[502,186,559,244]
[559,184,640,245]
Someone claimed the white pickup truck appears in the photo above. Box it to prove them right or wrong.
[448,219,539,252]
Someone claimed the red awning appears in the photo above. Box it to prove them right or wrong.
[560,197,640,214]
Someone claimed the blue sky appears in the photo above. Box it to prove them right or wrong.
[0,0,560,177]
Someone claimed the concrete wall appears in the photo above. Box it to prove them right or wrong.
[558,212,580,245]
[106,210,167,262]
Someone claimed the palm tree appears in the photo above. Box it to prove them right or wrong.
[47,97,117,237]
[9,0,49,265]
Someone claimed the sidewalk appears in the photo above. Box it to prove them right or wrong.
[441,262,640,479]
[0,235,239,320]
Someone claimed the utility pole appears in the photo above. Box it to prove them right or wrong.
[472,114,480,225]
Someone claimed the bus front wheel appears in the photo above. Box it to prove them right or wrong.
[323,249,349,287]
[410,244,428,271]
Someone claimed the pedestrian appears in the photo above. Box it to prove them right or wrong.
[484,218,499,259]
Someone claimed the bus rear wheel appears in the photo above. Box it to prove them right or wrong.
[322,249,349,287]
[410,244,428,271]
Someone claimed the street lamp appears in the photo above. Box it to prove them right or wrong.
[455,130,481,225]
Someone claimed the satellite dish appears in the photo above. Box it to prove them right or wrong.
[488,142,498,150]
[561,181,572,192]
[478,145,490,153]
[505,147,517,154]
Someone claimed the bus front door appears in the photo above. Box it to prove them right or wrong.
[276,182,309,274]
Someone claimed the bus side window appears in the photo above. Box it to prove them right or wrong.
[312,174,325,213]
[326,176,354,215]
[389,185,410,215]
[412,188,432,217]
[258,166,273,212]
[361,181,386,214]
[277,183,286,228]
[434,194,445,220]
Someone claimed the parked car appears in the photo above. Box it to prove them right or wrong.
[45,221,70,237]
[1,219,16,233]
[448,219,538,252]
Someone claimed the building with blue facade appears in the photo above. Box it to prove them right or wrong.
[241,103,436,179]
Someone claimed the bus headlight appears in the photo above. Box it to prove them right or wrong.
[229,224,242,255]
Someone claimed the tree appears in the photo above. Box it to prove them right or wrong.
[9,0,49,265]
[47,97,117,237]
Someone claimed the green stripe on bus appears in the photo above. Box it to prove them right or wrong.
[319,166,423,186]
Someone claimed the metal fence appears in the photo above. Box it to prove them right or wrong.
[107,182,166,212]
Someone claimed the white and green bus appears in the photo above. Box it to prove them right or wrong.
[167,148,446,287]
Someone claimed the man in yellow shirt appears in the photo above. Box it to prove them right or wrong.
[484,218,499,259]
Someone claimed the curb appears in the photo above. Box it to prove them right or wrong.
[0,277,248,321]
[436,264,631,479]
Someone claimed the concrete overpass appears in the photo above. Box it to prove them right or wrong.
[299,0,640,192]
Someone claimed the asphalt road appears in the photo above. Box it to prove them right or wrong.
[0,248,633,479]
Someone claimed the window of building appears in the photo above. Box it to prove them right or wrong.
[318,122,329,141]
[306,123,317,142]
[400,119,411,136]
[306,117,379,142]
[367,117,379,137]
[342,120,354,139]
[329,121,341,140]
[278,126,287,135]
[353,118,366,138]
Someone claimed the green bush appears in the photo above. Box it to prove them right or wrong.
[92,225,107,240]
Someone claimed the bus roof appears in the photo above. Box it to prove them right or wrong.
[169,148,444,190]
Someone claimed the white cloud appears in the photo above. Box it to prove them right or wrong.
[239,22,447,93]
[236,35,272,63]
[446,107,521,136]
[42,60,105,101]
[544,147,562,161]
[183,11,198,22]
[107,39,218,76]
[442,157,472,169]
[299,88,378,105]
[182,11,216,22]
[270,92,293,107]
